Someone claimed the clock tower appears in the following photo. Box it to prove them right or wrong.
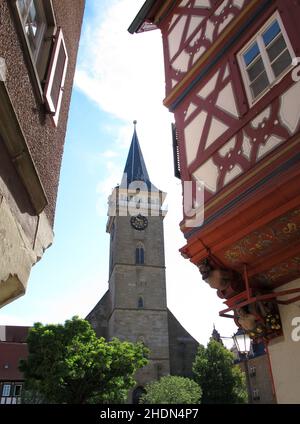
[106,122,170,386]
[87,122,198,402]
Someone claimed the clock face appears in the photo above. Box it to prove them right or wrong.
[130,215,148,231]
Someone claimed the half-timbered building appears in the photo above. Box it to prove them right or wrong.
[129,0,300,403]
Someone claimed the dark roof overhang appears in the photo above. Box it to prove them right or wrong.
[128,0,160,34]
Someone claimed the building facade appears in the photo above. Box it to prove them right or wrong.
[211,327,275,404]
[0,0,85,307]
[129,0,300,403]
[0,326,29,404]
[233,341,276,404]
[87,125,198,403]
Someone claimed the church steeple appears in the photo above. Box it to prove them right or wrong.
[120,121,157,191]
[107,122,165,226]
[210,325,223,345]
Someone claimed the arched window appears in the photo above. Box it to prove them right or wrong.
[132,386,145,404]
[135,243,144,265]
[138,296,144,308]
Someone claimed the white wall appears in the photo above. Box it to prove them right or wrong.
[268,278,300,404]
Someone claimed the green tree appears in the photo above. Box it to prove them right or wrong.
[192,340,247,404]
[140,376,202,404]
[19,317,148,404]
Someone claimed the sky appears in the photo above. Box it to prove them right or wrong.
[1,0,237,347]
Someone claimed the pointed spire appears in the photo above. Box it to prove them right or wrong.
[211,326,223,345]
[120,121,157,191]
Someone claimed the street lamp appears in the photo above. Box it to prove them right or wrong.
[233,328,251,356]
[233,328,252,404]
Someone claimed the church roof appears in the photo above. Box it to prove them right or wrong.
[120,122,158,191]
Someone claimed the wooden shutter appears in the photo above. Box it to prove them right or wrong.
[44,27,68,127]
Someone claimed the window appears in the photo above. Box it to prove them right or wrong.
[17,0,47,62]
[13,1,68,126]
[136,244,145,265]
[238,12,295,105]
[15,1,56,82]
[252,388,260,401]
[250,366,256,377]
[132,386,145,405]
[138,296,144,309]
[2,384,11,397]
[13,385,22,397]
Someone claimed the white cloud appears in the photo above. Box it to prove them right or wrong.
[75,0,237,344]
[102,150,119,158]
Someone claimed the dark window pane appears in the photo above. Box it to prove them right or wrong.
[138,297,144,308]
[263,20,281,46]
[132,387,145,404]
[140,249,144,264]
[267,35,287,62]
[136,247,144,265]
[247,57,265,82]
[250,71,269,98]
[271,49,292,77]
[14,385,22,397]
[244,42,260,66]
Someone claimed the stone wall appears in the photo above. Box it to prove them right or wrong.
[167,309,198,378]
[85,291,110,339]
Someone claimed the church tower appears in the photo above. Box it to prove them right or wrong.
[87,122,198,401]
[106,122,170,385]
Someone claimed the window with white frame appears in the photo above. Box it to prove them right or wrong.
[15,0,56,81]
[2,384,11,397]
[238,12,295,105]
[13,1,68,126]
[17,0,47,63]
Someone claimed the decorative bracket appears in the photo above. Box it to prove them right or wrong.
[219,264,300,341]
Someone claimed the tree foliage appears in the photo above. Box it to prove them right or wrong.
[19,317,148,404]
[140,375,202,404]
[192,340,247,404]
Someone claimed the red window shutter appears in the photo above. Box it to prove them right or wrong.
[44,27,68,127]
